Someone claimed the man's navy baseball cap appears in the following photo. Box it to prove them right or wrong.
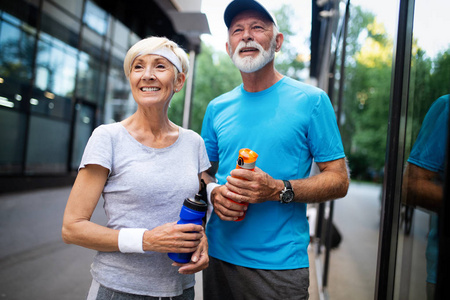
[224,0,278,29]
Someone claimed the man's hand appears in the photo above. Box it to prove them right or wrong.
[225,167,282,204]
[210,184,247,221]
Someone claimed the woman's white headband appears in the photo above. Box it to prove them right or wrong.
[131,47,183,73]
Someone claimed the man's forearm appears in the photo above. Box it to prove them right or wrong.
[289,171,349,203]
[289,158,349,203]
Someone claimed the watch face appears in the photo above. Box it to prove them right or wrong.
[282,190,294,203]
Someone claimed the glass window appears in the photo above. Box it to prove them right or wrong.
[35,33,77,97]
[41,1,79,49]
[103,53,134,124]
[53,0,84,19]
[397,0,450,299]
[326,1,398,298]
[0,14,36,110]
[83,0,108,36]
[25,116,70,174]
[76,39,109,105]
[71,103,95,170]
[112,19,129,50]
[0,109,27,174]
[32,32,77,119]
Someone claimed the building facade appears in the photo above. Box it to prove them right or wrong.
[0,0,209,191]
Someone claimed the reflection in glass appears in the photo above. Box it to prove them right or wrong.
[0,109,27,174]
[327,2,397,298]
[0,13,36,110]
[402,95,448,300]
[35,32,77,98]
[31,32,77,120]
[397,0,450,298]
[71,104,95,170]
[25,116,70,174]
[104,55,134,124]
[83,0,108,36]
[77,44,108,105]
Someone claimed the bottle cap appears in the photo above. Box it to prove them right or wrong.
[184,195,207,212]
[237,148,258,169]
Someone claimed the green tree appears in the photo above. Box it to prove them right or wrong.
[341,8,393,180]
[190,44,242,133]
[430,50,450,99]
[405,47,433,153]
[273,4,305,80]
[342,5,450,181]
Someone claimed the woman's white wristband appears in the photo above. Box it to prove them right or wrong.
[118,228,147,253]
[206,183,220,207]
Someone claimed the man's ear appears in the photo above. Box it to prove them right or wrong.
[226,42,232,57]
[275,33,284,52]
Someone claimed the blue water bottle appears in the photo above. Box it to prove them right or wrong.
[168,194,207,263]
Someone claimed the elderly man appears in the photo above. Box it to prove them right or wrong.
[201,0,349,299]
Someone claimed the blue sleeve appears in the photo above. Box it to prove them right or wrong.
[308,92,345,162]
[201,103,219,162]
[408,95,449,173]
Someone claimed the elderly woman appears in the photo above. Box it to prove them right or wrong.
[62,37,210,300]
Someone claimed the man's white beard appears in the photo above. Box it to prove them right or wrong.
[230,40,276,73]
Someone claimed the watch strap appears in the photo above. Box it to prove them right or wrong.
[283,180,292,190]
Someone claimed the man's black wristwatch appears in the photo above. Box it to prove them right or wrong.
[280,180,294,204]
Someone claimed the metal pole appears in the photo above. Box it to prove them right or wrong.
[182,50,196,129]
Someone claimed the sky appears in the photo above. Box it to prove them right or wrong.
[200,0,450,59]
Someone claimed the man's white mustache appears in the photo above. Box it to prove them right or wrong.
[233,41,264,55]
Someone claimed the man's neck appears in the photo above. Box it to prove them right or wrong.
[240,62,283,93]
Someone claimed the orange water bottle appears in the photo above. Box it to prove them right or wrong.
[230,148,258,221]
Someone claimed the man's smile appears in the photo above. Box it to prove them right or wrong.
[240,47,258,53]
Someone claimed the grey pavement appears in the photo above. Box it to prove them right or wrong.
[324,182,382,299]
[0,183,386,300]
[324,182,428,300]
[0,187,101,300]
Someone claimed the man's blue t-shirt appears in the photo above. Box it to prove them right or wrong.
[407,94,449,284]
[201,77,345,270]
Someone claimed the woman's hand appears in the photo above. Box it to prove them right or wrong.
[172,231,209,274]
[142,222,204,254]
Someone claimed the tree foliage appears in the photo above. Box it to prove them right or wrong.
[341,8,392,180]
[273,4,305,80]
[342,5,450,181]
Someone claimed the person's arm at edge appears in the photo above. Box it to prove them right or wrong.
[226,157,350,204]
[63,164,204,255]
[62,164,119,251]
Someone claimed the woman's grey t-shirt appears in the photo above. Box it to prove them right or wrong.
[79,122,211,297]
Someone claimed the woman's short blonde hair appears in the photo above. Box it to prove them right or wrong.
[123,36,189,78]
